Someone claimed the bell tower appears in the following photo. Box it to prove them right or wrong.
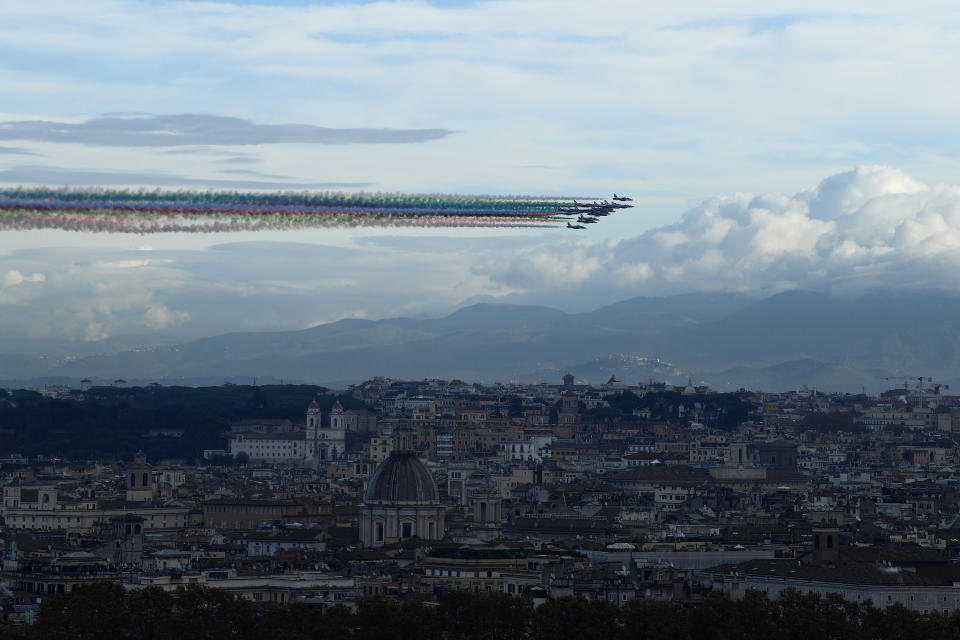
[126,452,154,503]
[330,400,345,431]
[111,514,145,566]
[306,399,321,441]
[325,400,347,459]
[809,528,841,567]
[392,422,415,453]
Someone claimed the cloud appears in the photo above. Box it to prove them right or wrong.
[0,270,45,307]
[215,157,261,165]
[0,114,454,147]
[494,165,960,298]
[3,270,45,286]
[0,239,522,350]
[143,304,190,330]
[97,259,155,269]
[4,165,960,352]
[0,165,372,190]
[2,3,960,203]
[217,169,293,179]
[84,322,109,342]
[0,146,40,156]
[161,147,256,157]
[480,246,603,289]
[614,262,653,286]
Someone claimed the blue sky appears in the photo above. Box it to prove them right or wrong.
[2,1,960,349]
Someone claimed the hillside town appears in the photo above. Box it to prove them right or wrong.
[2,374,960,626]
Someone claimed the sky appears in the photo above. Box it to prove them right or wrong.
[2,1,960,352]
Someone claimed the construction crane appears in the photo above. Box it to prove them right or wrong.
[879,376,953,409]
[878,376,915,394]
[877,376,937,406]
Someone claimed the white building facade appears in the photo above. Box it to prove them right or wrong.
[229,400,347,465]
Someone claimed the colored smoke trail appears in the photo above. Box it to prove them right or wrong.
[0,188,614,233]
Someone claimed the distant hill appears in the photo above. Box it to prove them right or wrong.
[702,359,888,394]
[4,289,960,393]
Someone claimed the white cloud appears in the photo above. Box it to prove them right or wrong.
[143,304,190,330]
[3,270,44,286]
[615,262,653,286]
[97,259,154,269]
[4,166,960,351]
[84,322,109,342]
[481,246,604,289]
[652,231,688,249]
[586,165,960,295]
[0,114,451,146]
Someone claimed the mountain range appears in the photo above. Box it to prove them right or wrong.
[2,289,959,393]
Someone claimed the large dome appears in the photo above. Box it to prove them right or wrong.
[364,452,439,504]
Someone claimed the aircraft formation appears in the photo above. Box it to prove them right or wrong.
[0,187,633,233]
[560,194,633,230]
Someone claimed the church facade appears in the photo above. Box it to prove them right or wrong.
[229,400,346,465]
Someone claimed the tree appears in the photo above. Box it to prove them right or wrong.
[618,598,688,640]
[32,582,130,640]
[438,591,529,640]
[125,587,176,640]
[170,585,256,640]
[530,597,618,640]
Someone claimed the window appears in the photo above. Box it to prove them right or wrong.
[376,523,384,542]
[402,522,412,538]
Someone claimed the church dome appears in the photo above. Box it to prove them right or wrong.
[364,452,439,504]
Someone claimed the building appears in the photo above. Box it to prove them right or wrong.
[558,391,580,427]
[229,399,346,465]
[125,452,155,502]
[317,400,347,461]
[701,532,960,614]
[358,428,445,547]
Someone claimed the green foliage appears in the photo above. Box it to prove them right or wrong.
[618,598,688,640]
[801,411,863,433]
[604,390,750,430]
[15,583,960,640]
[32,582,131,640]
[530,597,619,640]
[584,406,623,422]
[438,590,528,640]
[0,385,371,461]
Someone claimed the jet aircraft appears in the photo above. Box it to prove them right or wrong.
[558,195,632,229]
